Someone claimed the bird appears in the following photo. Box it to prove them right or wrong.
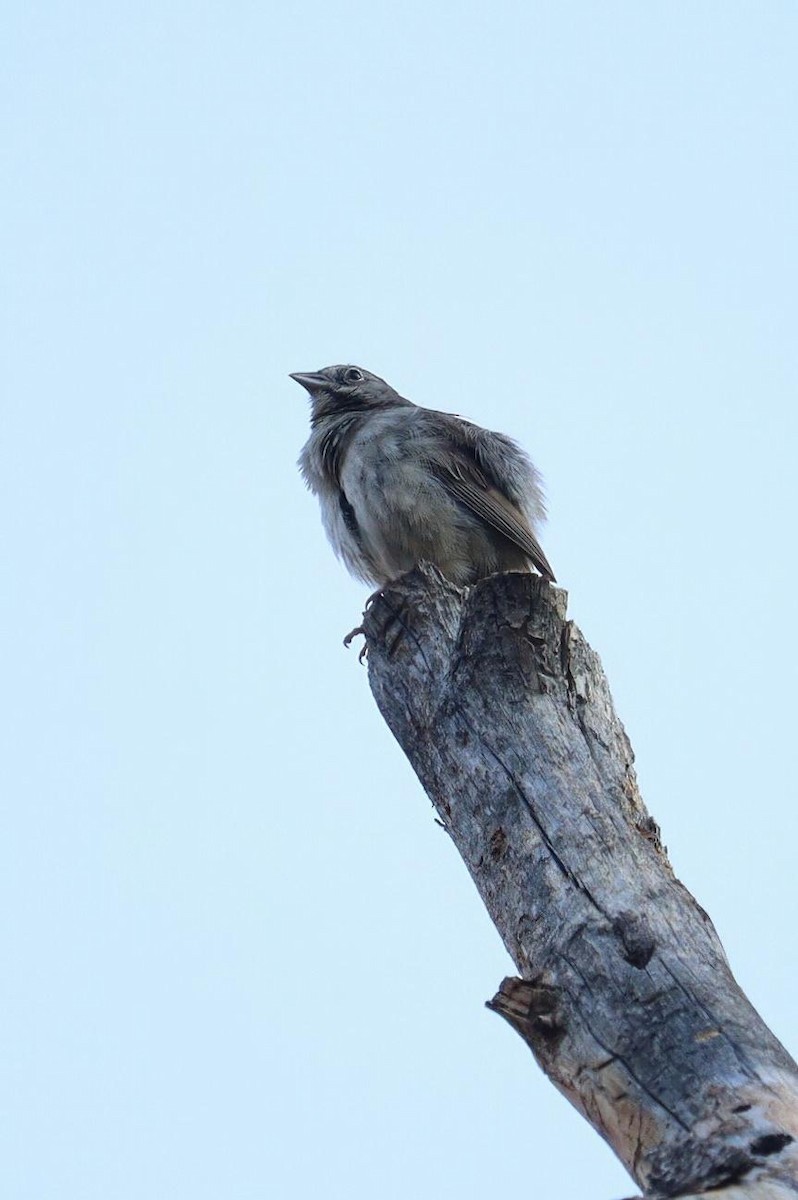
[292,364,555,588]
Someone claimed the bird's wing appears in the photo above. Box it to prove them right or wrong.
[424,414,555,582]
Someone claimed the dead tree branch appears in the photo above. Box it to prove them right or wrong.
[358,566,798,1200]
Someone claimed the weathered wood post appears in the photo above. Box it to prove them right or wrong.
[359,565,798,1200]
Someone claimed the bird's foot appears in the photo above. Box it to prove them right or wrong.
[343,625,368,663]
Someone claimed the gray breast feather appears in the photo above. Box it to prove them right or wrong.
[299,404,552,586]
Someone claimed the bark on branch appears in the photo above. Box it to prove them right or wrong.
[357,566,798,1200]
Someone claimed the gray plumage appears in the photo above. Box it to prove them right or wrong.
[292,364,555,588]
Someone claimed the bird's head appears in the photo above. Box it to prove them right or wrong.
[290,364,409,422]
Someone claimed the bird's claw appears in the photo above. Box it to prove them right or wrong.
[343,625,368,662]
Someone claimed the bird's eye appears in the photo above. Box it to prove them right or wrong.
[344,367,364,384]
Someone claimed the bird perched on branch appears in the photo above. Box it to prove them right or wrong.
[293,364,555,588]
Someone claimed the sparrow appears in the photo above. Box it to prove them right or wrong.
[292,364,555,588]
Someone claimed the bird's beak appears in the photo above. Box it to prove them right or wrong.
[289,371,328,394]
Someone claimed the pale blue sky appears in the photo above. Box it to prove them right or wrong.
[2,3,796,1198]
